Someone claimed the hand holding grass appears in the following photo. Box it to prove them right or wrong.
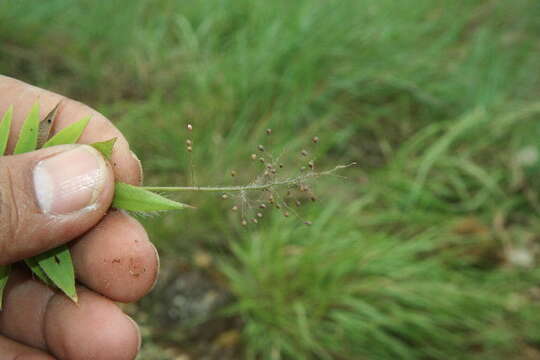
[0,76,155,360]
[0,75,352,359]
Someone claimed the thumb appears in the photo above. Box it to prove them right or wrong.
[0,144,114,265]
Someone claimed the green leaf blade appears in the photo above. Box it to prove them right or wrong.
[90,137,117,160]
[24,257,54,285]
[0,265,10,310]
[43,116,90,148]
[113,182,191,212]
[0,105,13,156]
[14,103,40,154]
[36,245,77,303]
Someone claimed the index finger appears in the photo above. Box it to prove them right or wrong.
[0,75,142,185]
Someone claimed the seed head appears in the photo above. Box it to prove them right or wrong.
[266,128,272,135]
[241,219,248,226]
[230,170,237,177]
[251,154,257,161]
[271,168,277,174]
[310,196,317,202]
[258,145,265,152]
[308,160,315,169]
[187,146,193,152]
[187,124,193,131]
[296,200,301,207]
[260,203,267,209]
[256,212,263,218]
[275,204,281,209]
[186,139,192,146]
[252,218,258,224]
[279,163,284,168]
[312,136,320,144]
[264,170,270,176]
[304,221,312,226]
[301,149,308,157]
[232,205,238,211]
[222,194,229,200]
[300,166,306,172]
[284,212,289,217]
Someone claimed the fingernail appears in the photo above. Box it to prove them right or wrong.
[130,150,144,185]
[33,145,107,215]
[149,242,160,292]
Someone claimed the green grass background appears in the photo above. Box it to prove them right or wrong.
[2,0,540,359]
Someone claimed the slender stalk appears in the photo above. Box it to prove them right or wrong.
[142,163,355,193]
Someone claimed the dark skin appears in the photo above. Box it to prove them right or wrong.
[0,75,159,359]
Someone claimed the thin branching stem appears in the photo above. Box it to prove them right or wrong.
[142,163,356,193]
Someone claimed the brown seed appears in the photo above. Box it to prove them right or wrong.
[284,212,289,217]
[252,218,258,224]
[260,204,267,209]
[259,157,265,163]
[266,128,272,135]
[301,149,308,157]
[308,160,315,169]
[186,139,192,146]
[304,221,312,226]
[271,169,277,174]
[187,124,193,131]
[241,219,248,226]
[279,164,284,168]
[275,204,281,209]
[230,170,237,177]
[312,136,320,144]
[257,212,263,218]
[251,154,257,161]
[222,194,229,200]
[266,164,273,169]
[232,205,238,211]
[187,146,193,152]
[258,145,265,152]
[310,196,317,202]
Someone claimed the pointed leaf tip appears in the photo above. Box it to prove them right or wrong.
[43,116,90,148]
[113,182,192,212]
[91,137,117,160]
[14,103,40,154]
[35,245,77,303]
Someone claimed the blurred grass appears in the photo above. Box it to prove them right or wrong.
[2,0,540,358]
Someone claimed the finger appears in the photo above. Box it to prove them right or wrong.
[0,334,54,360]
[0,269,140,360]
[0,145,114,265]
[0,75,143,186]
[70,210,159,303]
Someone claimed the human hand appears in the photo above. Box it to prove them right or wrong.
[0,75,159,360]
